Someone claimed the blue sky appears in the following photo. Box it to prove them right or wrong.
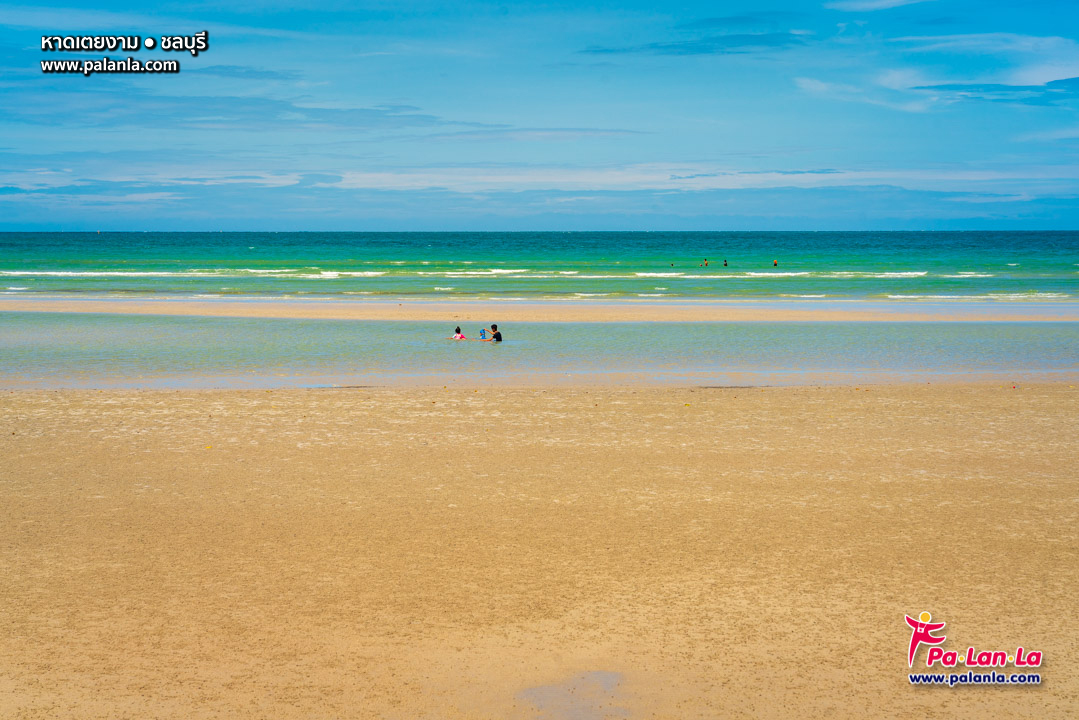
[2,0,1079,229]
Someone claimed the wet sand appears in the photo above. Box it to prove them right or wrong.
[3,296,1078,322]
[2,384,1077,718]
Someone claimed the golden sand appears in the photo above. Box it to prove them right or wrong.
[2,384,1076,718]
[2,296,1077,322]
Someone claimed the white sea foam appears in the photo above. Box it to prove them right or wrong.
[433,286,455,291]
[886,293,1069,300]
[6,286,28,290]
[416,269,529,276]
[574,292,611,297]
[941,273,994,278]
[231,296,294,300]
[824,271,928,278]
[295,271,386,279]
[637,293,666,297]
[635,272,684,277]
[0,270,223,277]
[558,271,579,275]
[743,272,812,277]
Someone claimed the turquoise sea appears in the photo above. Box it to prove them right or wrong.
[1,232,1077,387]
[2,231,1077,301]
[1,313,1077,388]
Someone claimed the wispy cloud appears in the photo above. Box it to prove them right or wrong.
[677,12,801,30]
[807,32,1079,111]
[584,32,807,56]
[827,0,934,11]
[945,192,1033,204]
[419,128,647,142]
[795,77,932,112]
[670,169,841,179]
[1,88,479,132]
[891,33,1079,84]
[892,32,1072,54]
[319,162,1079,195]
[889,33,1079,87]
[1018,125,1079,142]
[911,76,1079,105]
[2,1,1076,228]
[188,65,298,81]
[0,3,312,40]
[0,187,184,209]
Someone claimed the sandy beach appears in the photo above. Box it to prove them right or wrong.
[5,0,1078,715]
[3,296,1078,323]
[2,383,1076,718]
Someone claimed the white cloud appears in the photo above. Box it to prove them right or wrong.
[325,162,1079,195]
[0,191,182,206]
[851,32,1079,104]
[945,193,1033,204]
[892,33,1079,84]
[5,158,1079,203]
[795,76,933,112]
[1009,62,1079,86]
[0,3,311,39]
[1018,126,1079,142]
[875,68,934,90]
[826,0,933,11]
[893,33,1072,55]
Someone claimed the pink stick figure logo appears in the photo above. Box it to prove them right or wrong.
[905,611,946,667]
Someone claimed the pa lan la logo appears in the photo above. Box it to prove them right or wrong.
[906,611,1042,669]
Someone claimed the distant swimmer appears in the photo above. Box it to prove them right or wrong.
[481,323,503,343]
[704,258,708,267]
[774,259,778,267]
[449,326,466,340]
[723,259,728,267]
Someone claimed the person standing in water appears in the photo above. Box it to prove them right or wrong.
[481,323,503,342]
[448,326,466,340]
